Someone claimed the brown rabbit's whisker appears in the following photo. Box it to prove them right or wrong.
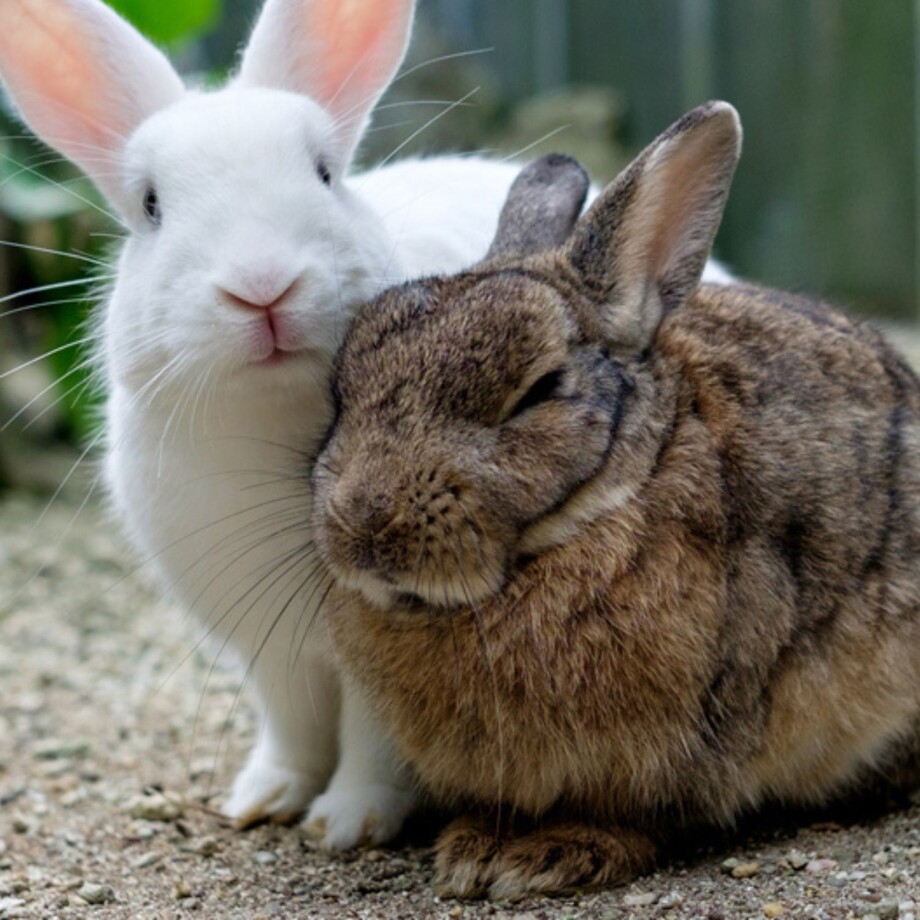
[200,548,320,801]
[292,571,338,675]
[180,516,313,625]
[155,527,318,695]
[286,562,333,680]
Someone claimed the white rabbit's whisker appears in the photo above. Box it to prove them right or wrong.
[0,278,98,306]
[0,239,110,268]
[2,357,94,432]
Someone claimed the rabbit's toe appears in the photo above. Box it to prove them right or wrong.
[303,784,414,850]
[435,816,655,900]
[487,823,656,899]
[224,761,323,828]
[434,814,504,898]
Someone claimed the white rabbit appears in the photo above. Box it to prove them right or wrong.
[0,0,529,849]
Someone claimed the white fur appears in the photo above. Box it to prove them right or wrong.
[0,0,519,849]
[102,103,520,840]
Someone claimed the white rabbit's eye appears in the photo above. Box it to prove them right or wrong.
[142,187,161,226]
[316,160,332,186]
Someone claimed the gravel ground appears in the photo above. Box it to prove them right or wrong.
[0,489,917,920]
[0,325,919,920]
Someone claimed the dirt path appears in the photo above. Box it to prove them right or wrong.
[2,377,920,920]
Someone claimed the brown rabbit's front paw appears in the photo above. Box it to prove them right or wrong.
[434,814,504,897]
[434,815,656,900]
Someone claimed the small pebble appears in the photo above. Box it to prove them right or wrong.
[77,883,115,905]
[806,858,838,874]
[127,792,183,822]
[191,837,219,857]
[731,861,761,879]
[659,890,683,909]
[720,857,740,874]
[172,878,192,900]
[877,902,899,920]
[763,903,785,919]
[623,892,659,907]
[130,852,163,869]
[787,850,809,871]
[32,739,89,761]
[56,877,84,891]
[252,851,277,866]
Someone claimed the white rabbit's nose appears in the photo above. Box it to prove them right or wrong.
[217,269,298,312]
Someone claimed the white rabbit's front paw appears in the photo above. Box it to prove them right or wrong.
[303,784,415,850]
[224,760,324,828]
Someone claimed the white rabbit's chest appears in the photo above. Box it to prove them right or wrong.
[104,385,327,658]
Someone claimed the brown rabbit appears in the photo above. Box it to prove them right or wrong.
[310,102,920,899]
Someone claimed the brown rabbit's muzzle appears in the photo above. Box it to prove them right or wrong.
[313,440,515,610]
[312,272,632,611]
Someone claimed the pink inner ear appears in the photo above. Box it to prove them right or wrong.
[1,1,117,157]
[314,0,405,110]
[647,132,731,278]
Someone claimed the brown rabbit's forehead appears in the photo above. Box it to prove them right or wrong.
[338,270,577,420]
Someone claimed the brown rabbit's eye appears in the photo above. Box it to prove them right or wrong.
[508,369,565,419]
[142,187,161,226]
[316,160,332,186]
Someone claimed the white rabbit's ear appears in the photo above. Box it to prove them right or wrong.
[0,0,184,208]
[567,101,742,353]
[238,0,415,165]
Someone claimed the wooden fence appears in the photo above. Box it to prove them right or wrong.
[427,0,917,319]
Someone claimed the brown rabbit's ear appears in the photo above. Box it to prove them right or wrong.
[485,154,590,260]
[567,101,741,353]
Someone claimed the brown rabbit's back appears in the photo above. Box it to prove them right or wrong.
[665,283,920,808]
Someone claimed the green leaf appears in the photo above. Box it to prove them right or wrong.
[104,0,220,45]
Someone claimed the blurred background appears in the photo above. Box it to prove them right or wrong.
[0,0,916,491]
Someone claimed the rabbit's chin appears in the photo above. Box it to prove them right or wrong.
[336,566,505,614]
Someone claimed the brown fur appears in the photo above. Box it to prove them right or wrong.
[310,103,920,898]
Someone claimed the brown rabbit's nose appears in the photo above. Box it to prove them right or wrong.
[327,492,397,572]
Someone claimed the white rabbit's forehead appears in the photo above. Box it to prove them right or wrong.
[123,87,336,186]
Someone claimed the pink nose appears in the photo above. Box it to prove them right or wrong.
[218,273,297,312]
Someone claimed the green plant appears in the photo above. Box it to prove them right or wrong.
[106,0,219,44]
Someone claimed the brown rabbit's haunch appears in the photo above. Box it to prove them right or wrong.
[311,102,920,898]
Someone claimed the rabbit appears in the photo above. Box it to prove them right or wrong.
[0,0,546,850]
[311,100,920,898]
